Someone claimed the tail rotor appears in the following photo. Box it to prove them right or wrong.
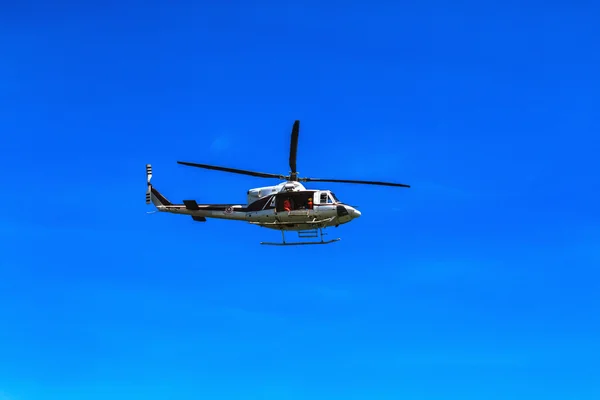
[146,164,152,204]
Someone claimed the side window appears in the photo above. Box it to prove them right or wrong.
[320,192,328,204]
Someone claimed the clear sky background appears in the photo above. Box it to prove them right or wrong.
[1,1,599,399]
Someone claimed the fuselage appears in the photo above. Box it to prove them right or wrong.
[155,189,361,231]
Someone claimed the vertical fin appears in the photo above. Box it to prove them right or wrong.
[145,164,172,206]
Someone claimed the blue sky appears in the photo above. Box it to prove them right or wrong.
[1,1,599,399]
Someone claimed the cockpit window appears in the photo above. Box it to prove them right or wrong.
[330,192,340,203]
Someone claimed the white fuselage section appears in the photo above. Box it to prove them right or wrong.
[153,185,361,231]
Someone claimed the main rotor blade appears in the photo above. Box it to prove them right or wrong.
[301,177,410,188]
[177,161,283,179]
[289,120,299,176]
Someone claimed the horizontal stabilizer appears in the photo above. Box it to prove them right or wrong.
[192,216,207,222]
[183,200,200,210]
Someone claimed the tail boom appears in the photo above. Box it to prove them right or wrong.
[157,202,249,221]
[145,163,247,222]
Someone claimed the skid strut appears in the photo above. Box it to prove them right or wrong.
[260,227,340,246]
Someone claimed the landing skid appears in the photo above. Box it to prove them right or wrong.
[260,227,341,246]
[260,239,341,246]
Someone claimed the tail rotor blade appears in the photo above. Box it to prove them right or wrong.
[146,164,152,184]
[145,164,153,204]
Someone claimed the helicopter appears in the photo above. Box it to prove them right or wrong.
[145,120,410,246]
